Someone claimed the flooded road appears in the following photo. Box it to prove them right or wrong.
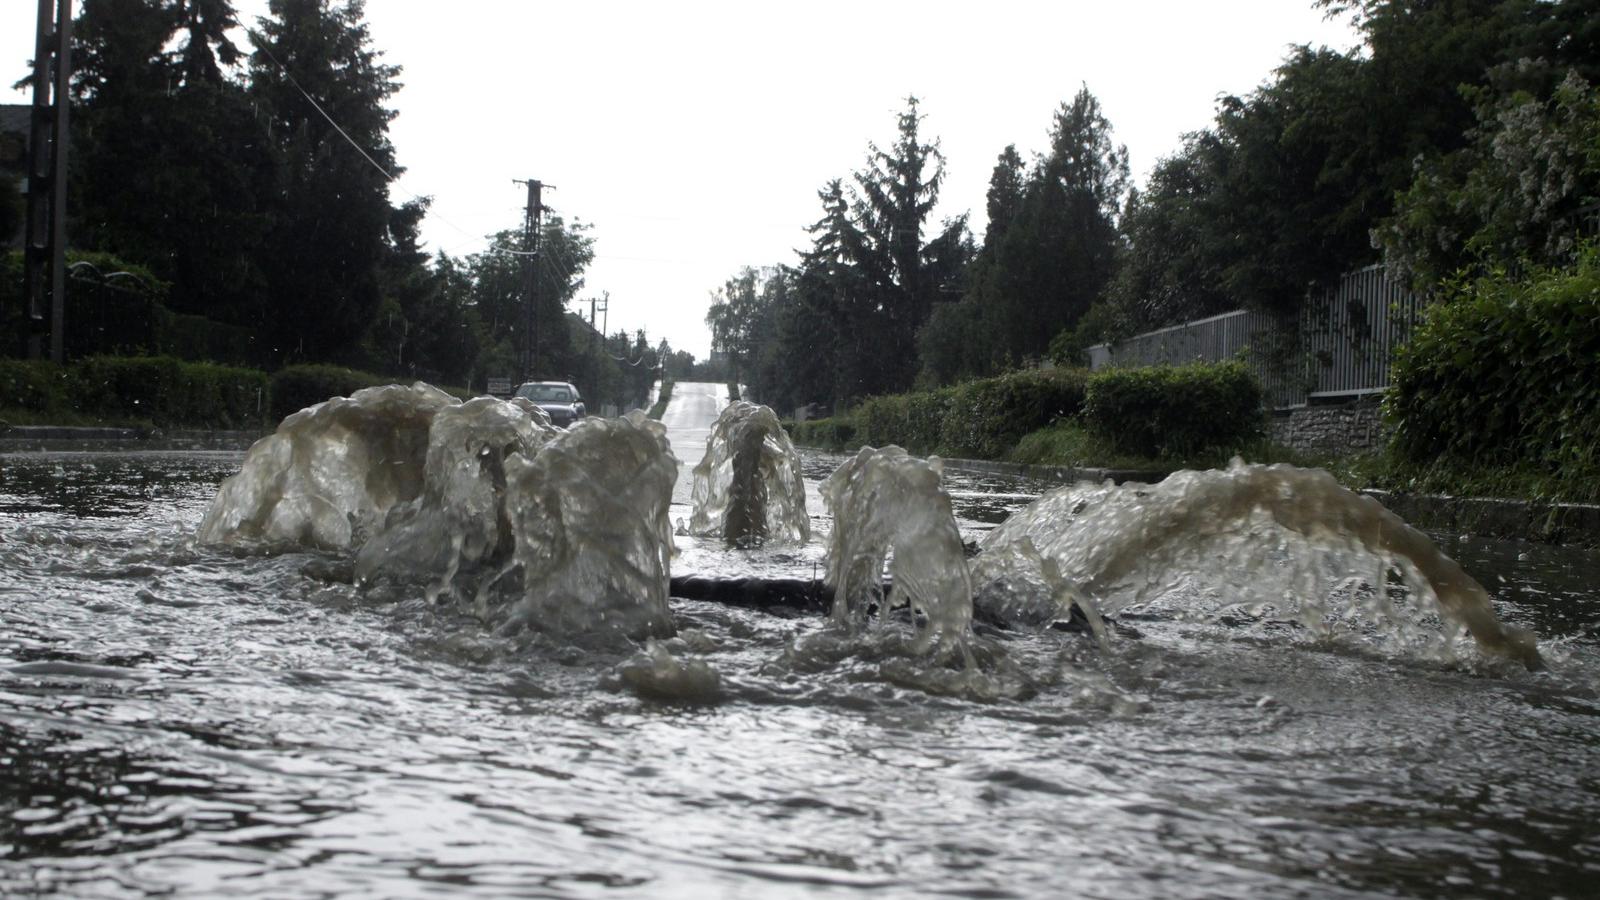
[3,387,1599,897]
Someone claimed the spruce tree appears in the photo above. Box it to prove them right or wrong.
[249,0,401,363]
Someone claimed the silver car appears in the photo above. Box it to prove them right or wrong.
[513,381,587,427]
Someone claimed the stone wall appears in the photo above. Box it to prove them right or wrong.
[1269,400,1387,455]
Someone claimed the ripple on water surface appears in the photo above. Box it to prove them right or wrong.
[2,450,1600,897]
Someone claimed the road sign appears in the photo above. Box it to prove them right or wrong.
[487,377,513,396]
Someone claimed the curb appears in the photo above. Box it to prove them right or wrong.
[797,445,1598,547]
[0,425,266,452]
[931,455,1169,486]
[1363,489,1600,549]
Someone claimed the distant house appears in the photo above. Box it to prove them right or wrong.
[1,104,27,249]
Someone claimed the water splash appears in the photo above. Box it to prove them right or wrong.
[197,383,456,549]
[354,396,558,590]
[688,401,809,547]
[977,460,1542,668]
[820,446,973,657]
[198,386,677,642]
[495,411,678,641]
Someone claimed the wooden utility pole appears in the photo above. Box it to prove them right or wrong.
[513,178,546,381]
[22,0,72,362]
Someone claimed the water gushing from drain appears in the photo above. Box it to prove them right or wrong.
[198,385,676,641]
[688,401,809,547]
[821,446,974,658]
[975,460,1542,668]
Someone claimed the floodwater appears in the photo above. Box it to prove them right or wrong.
[3,383,1599,898]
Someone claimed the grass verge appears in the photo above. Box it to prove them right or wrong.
[647,379,675,420]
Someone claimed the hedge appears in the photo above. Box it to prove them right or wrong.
[1083,360,1263,457]
[2,356,268,428]
[786,416,857,450]
[854,368,1089,457]
[0,359,73,413]
[268,364,391,422]
[1387,248,1600,473]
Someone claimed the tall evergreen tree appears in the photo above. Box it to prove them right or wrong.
[983,86,1127,360]
[70,0,273,344]
[248,0,401,363]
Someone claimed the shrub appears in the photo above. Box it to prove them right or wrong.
[72,356,269,427]
[1387,247,1600,474]
[787,417,856,450]
[269,364,388,422]
[0,359,72,413]
[75,355,184,421]
[854,368,1089,457]
[856,393,911,448]
[1084,360,1263,457]
[942,368,1089,458]
[175,362,270,428]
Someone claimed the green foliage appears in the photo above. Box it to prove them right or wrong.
[268,364,388,422]
[1047,302,1122,367]
[1084,361,1263,457]
[248,0,403,365]
[711,99,973,407]
[1377,68,1600,285]
[785,417,857,451]
[648,379,674,420]
[976,87,1129,362]
[72,356,268,427]
[1111,1,1598,329]
[1386,246,1600,477]
[854,368,1089,458]
[0,360,74,412]
[1,356,266,427]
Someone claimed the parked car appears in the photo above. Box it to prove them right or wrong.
[513,381,586,427]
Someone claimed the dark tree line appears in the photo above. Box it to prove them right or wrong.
[710,0,1600,415]
[8,0,673,403]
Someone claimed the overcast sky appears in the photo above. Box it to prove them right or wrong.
[5,1,1360,359]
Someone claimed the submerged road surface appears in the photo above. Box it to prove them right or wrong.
[659,380,729,506]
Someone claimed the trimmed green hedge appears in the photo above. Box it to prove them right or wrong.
[0,359,73,413]
[787,416,857,450]
[854,368,1089,457]
[268,364,389,421]
[1388,248,1600,474]
[2,356,268,428]
[1083,360,1263,457]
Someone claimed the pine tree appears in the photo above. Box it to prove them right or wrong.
[249,0,401,363]
[70,0,273,347]
[984,86,1128,361]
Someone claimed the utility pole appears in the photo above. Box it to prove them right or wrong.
[22,0,72,362]
[513,178,548,381]
[591,291,608,411]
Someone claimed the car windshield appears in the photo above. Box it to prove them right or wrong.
[517,384,572,402]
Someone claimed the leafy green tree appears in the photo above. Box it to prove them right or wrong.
[722,98,973,410]
[917,144,1026,384]
[1378,67,1600,283]
[1115,0,1600,326]
[465,214,594,382]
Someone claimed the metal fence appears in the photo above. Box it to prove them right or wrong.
[1086,265,1426,409]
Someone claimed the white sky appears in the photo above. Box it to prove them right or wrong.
[5,1,1360,359]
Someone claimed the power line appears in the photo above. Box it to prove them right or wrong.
[247,26,549,261]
